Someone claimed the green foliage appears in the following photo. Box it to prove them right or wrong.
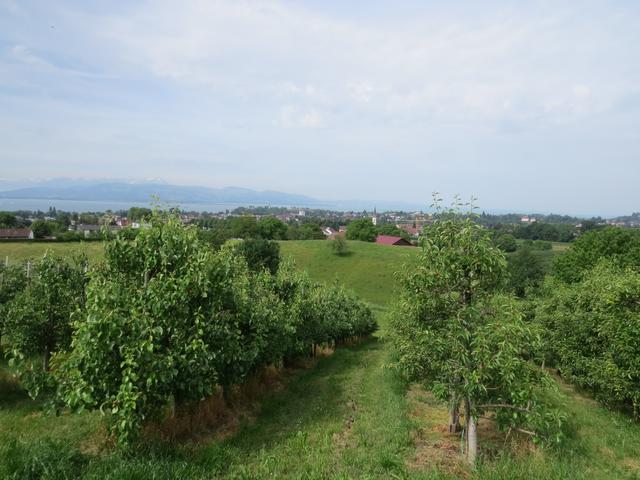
[30,220,57,239]
[0,212,18,228]
[4,253,87,398]
[523,239,553,251]
[514,223,576,242]
[0,262,28,350]
[376,224,411,242]
[236,238,281,274]
[256,217,288,240]
[392,206,563,456]
[346,218,377,242]
[289,222,324,240]
[229,216,258,238]
[56,213,376,447]
[127,207,152,222]
[495,233,517,252]
[507,247,545,297]
[537,261,640,414]
[329,236,349,256]
[553,227,640,283]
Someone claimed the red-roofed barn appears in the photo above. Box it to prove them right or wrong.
[0,228,33,240]
[375,235,413,247]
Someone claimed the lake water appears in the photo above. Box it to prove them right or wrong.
[0,198,256,213]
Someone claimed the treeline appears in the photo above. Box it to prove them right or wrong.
[391,209,640,465]
[345,218,412,242]
[197,216,325,245]
[477,211,603,226]
[0,213,377,447]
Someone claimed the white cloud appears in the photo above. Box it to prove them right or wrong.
[277,105,324,128]
[92,0,638,129]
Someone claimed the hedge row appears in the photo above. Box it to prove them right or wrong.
[3,215,377,447]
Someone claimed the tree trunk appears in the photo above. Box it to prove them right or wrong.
[448,396,460,433]
[42,348,51,372]
[465,398,477,467]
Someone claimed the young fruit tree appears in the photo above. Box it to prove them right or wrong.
[56,215,255,447]
[4,252,87,398]
[0,262,28,353]
[391,200,563,466]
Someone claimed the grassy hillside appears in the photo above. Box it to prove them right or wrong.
[2,239,640,478]
[280,240,418,306]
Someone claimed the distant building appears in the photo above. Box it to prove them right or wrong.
[397,224,420,238]
[0,228,34,240]
[375,235,413,247]
[76,224,103,238]
[521,216,537,223]
[322,226,338,237]
[298,209,306,217]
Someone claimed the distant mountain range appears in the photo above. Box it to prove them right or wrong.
[0,180,326,207]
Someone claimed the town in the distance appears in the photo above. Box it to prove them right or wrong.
[1,204,639,244]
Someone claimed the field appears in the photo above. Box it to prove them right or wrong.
[2,240,640,479]
[0,241,105,265]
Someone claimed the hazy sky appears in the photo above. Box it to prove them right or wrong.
[0,0,639,215]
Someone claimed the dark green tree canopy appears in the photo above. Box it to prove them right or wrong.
[553,227,640,283]
[346,218,377,242]
[256,217,288,240]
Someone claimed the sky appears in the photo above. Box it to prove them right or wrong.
[0,0,639,216]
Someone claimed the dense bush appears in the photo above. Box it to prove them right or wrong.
[235,238,280,274]
[495,233,517,252]
[552,227,640,283]
[536,261,640,414]
[56,213,376,447]
[507,247,545,297]
[514,222,576,242]
[329,236,349,256]
[346,218,377,242]
[0,263,28,351]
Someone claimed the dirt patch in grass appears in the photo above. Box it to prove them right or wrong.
[404,386,537,477]
[622,457,640,472]
[332,399,358,451]
[143,346,347,445]
[144,364,291,444]
[405,386,468,478]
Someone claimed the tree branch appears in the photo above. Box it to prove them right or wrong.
[478,404,532,413]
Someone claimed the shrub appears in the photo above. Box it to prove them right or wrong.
[537,260,640,414]
[329,236,349,256]
[236,238,280,274]
[346,218,377,242]
[507,247,545,297]
[553,227,640,283]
